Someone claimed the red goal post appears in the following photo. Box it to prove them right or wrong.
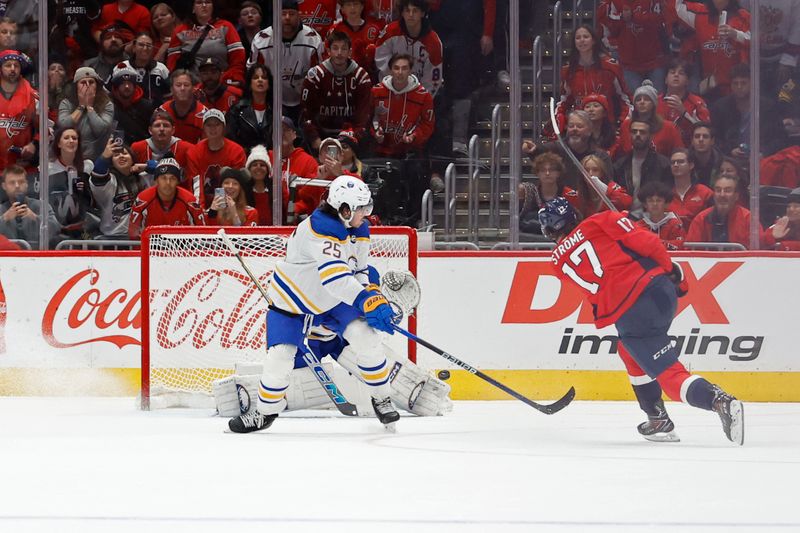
[140,225,418,410]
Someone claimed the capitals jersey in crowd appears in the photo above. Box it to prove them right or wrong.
[374,19,444,96]
[267,208,372,315]
[371,74,434,157]
[128,186,205,239]
[249,25,324,107]
[166,20,247,86]
[327,16,385,70]
[131,137,193,172]
[0,77,38,171]
[186,139,247,208]
[299,0,339,36]
[548,210,673,328]
[605,0,668,72]
[157,99,208,144]
[555,56,631,128]
[301,59,373,141]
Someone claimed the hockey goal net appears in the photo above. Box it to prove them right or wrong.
[140,225,418,410]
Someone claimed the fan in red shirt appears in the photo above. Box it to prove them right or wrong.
[686,172,764,248]
[554,24,631,131]
[195,57,243,114]
[298,0,339,36]
[765,187,800,251]
[91,0,151,42]
[667,148,712,227]
[329,0,385,70]
[128,156,205,238]
[671,0,750,97]
[656,58,710,146]
[618,80,684,157]
[158,70,208,144]
[131,110,194,178]
[605,0,668,89]
[539,197,743,445]
[186,109,247,208]
[370,53,434,158]
[268,117,320,223]
[0,51,38,173]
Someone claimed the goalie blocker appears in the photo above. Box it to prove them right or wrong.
[213,335,452,418]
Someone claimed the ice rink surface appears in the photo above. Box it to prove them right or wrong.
[1,398,798,533]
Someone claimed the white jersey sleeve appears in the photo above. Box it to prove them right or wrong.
[267,210,370,315]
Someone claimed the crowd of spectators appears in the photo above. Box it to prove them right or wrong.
[0,0,796,250]
[0,0,507,247]
[529,0,800,250]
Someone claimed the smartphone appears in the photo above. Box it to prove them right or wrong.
[113,129,125,146]
[719,10,727,26]
[326,145,340,159]
[214,187,227,208]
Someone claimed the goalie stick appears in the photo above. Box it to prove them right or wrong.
[217,228,360,416]
[549,97,618,212]
[392,325,575,415]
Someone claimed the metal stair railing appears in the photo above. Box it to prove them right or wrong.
[531,35,544,141]
[420,189,434,231]
[443,163,457,242]
[553,1,564,101]
[467,134,480,244]
[10,239,32,250]
[490,104,502,229]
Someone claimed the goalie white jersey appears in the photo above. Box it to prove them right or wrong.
[267,209,371,315]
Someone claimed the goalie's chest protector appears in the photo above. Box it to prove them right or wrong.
[267,210,371,316]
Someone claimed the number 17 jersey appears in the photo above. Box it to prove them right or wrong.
[548,211,674,328]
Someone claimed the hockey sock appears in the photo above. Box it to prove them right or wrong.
[656,362,716,410]
[633,380,665,417]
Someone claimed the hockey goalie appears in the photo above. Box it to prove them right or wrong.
[212,270,452,419]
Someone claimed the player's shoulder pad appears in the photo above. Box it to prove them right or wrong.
[310,209,348,241]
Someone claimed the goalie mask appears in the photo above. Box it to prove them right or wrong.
[538,197,578,241]
[327,175,373,227]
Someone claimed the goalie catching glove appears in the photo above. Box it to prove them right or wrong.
[379,270,421,317]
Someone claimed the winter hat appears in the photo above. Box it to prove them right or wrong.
[788,187,800,204]
[198,57,223,71]
[337,130,359,154]
[634,80,659,107]
[73,66,103,83]
[282,0,299,10]
[111,65,138,86]
[220,167,251,188]
[582,93,611,117]
[155,156,181,179]
[246,144,272,173]
[0,50,31,69]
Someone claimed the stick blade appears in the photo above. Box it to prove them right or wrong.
[539,386,576,415]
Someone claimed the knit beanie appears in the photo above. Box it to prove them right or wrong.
[246,144,272,174]
[634,80,659,107]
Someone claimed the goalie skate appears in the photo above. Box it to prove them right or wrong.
[372,396,400,431]
[227,411,278,434]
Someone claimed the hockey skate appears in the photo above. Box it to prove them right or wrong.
[712,388,744,446]
[637,400,680,443]
[227,410,278,434]
[372,396,400,431]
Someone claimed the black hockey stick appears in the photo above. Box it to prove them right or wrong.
[549,96,618,212]
[217,229,360,416]
[392,325,575,415]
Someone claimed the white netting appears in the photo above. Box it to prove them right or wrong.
[142,227,415,408]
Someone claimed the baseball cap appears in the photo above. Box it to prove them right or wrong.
[282,0,300,10]
[73,67,103,83]
[203,108,226,125]
[788,187,800,204]
[280,116,296,129]
[198,57,223,71]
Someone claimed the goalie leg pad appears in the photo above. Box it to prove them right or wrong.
[256,343,296,415]
[212,374,262,417]
[338,345,453,416]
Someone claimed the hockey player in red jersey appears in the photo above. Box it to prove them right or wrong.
[370,53,434,157]
[538,197,744,445]
[128,156,205,239]
[300,31,373,149]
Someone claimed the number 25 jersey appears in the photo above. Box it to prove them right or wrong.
[548,211,674,328]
